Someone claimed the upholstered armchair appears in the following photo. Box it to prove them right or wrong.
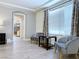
[55,36,79,59]
[31,33,44,44]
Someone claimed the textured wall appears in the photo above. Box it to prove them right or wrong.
[36,11,44,33]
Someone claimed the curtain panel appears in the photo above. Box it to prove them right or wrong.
[43,10,48,36]
[71,0,79,36]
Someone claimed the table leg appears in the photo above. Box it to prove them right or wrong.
[46,38,49,50]
[55,37,57,42]
[39,37,40,47]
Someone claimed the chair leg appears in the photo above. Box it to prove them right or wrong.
[54,47,57,53]
[75,54,78,59]
[59,48,63,59]
[31,39,32,43]
[31,40,32,43]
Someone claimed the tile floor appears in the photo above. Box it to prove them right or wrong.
[0,37,78,59]
[0,37,58,59]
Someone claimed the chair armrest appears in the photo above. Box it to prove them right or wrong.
[66,37,79,47]
[66,38,79,54]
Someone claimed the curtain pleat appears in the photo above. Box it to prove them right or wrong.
[43,10,48,36]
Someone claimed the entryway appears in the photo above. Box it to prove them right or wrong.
[13,12,25,40]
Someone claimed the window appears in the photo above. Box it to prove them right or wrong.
[48,1,73,35]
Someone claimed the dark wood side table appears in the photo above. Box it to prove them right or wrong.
[39,35,46,47]
[39,35,57,50]
[0,33,6,44]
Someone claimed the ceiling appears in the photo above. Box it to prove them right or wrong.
[0,0,61,11]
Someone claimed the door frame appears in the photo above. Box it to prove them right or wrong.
[12,11,26,40]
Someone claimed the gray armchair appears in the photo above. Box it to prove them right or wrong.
[31,33,44,44]
[55,36,79,59]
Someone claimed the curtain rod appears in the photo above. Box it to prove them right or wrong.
[43,0,72,11]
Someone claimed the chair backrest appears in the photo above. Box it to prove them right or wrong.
[36,33,44,36]
[58,36,75,43]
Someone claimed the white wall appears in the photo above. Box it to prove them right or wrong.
[36,11,44,33]
[0,5,36,40]
[26,13,36,38]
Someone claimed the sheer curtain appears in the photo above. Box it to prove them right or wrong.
[48,1,73,35]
